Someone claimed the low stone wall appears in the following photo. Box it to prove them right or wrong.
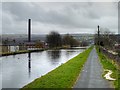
[100,47,120,65]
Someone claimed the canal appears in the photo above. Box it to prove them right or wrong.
[1,48,85,88]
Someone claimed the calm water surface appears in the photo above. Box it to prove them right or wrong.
[1,49,85,88]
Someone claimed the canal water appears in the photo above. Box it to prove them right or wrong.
[1,49,85,88]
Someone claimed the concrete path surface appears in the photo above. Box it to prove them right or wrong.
[73,48,112,88]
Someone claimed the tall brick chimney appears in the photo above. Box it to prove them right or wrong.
[28,19,31,42]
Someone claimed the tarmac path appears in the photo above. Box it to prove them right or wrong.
[73,48,112,88]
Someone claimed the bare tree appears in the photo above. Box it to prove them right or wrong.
[46,31,62,48]
[63,34,80,47]
[94,27,116,50]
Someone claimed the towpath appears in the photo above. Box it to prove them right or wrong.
[73,48,112,89]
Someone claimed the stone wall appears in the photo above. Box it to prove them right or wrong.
[100,47,120,66]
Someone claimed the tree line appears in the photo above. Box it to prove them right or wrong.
[2,31,89,49]
[94,28,120,56]
[46,31,80,48]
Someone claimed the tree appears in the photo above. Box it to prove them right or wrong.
[80,41,89,46]
[46,31,62,48]
[63,34,79,47]
[62,34,71,46]
[94,28,116,49]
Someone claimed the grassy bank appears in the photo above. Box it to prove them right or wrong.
[96,46,120,90]
[22,46,93,89]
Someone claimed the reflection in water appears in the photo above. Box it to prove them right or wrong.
[65,50,76,58]
[65,51,70,58]
[12,55,15,58]
[28,52,31,77]
[47,50,61,65]
[1,49,84,88]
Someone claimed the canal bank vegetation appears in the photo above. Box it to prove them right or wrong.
[0,49,46,57]
[96,46,120,89]
[22,46,93,88]
[0,50,29,56]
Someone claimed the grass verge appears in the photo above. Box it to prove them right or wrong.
[96,46,120,90]
[22,46,93,89]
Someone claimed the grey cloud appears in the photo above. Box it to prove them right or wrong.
[2,2,118,34]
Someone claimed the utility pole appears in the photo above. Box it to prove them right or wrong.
[98,25,100,52]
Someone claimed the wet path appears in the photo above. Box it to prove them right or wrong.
[74,48,111,88]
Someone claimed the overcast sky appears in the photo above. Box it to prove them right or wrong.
[1,2,118,34]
